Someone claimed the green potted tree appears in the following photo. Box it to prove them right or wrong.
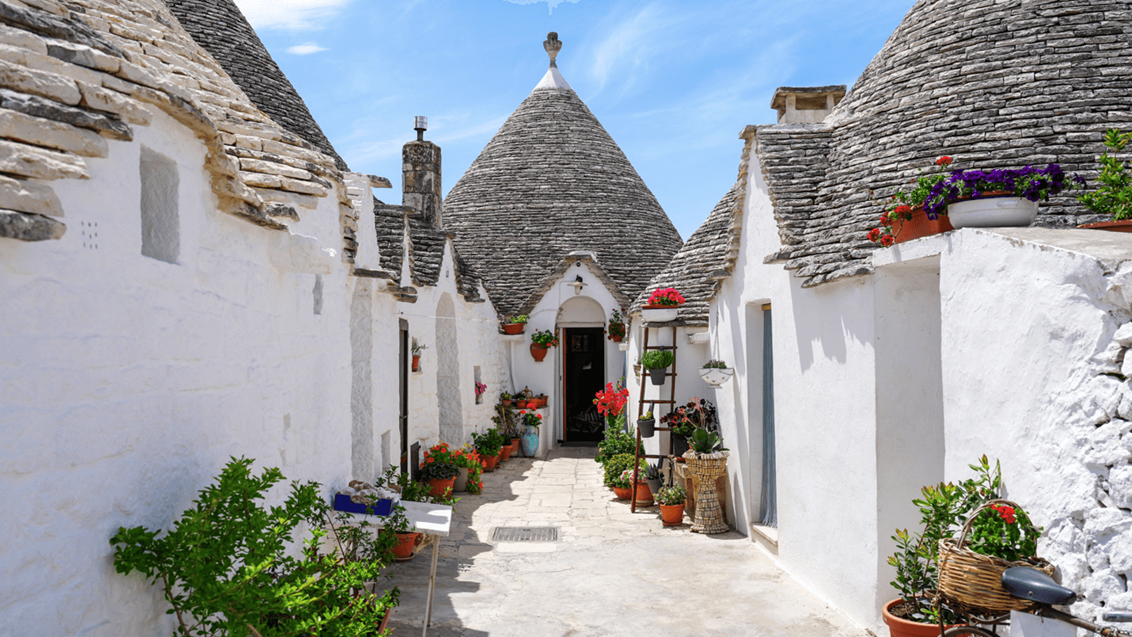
[503,314,529,335]
[1079,128,1132,232]
[640,350,675,386]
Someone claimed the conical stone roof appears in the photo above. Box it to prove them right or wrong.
[444,34,682,317]
[758,0,1132,288]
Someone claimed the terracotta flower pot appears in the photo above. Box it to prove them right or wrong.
[499,443,513,462]
[1079,220,1132,233]
[516,399,528,409]
[633,481,653,507]
[892,205,954,245]
[510,438,520,455]
[612,486,633,500]
[411,355,420,372]
[502,399,512,407]
[483,454,498,472]
[660,503,685,526]
[427,477,455,498]
[530,344,548,362]
[882,599,960,637]
[392,532,419,560]
[503,323,525,335]
[611,334,623,342]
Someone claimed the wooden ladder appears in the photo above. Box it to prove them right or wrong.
[631,325,678,513]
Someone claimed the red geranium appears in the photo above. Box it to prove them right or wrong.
[647,288,685,307]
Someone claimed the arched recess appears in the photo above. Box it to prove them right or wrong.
[435,293,463,445]
[557,295,606,327]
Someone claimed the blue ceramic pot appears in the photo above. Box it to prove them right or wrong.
[521,425,539,457]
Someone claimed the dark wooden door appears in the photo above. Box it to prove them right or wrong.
[563,328,606,442]
[399,319,409,474]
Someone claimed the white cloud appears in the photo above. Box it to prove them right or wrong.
[287,42,327,55]
[231,0,353,30]
[502,0,579,15]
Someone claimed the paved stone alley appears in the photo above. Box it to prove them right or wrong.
[383,447,868,637]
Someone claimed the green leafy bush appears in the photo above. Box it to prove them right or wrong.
[472,428,504,457]
[595,429,639,465]
[604,453,646,486]
[110,457,399,637]
[1080,128,1132,220]
[639,350,675,370]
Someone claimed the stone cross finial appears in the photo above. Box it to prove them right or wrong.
[544,32,562,68]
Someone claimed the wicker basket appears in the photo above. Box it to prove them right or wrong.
[937,499,1054,615]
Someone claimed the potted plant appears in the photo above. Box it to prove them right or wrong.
[604,452,646,495]
[606,308,626,342]
[419,442,459,498]
[922,163,1083,229]
[867,156,956,246]
[1078,128,1132,232]
[519,410,542,457]
[699,360,734,388]
[640,350,675,386]
[384,505,419,561]
[411,342,427,372]
[642,462,663,498]
[493,403,520,456]
[503,314,529,335]
[530,329,558,362]
[594,429,639,469]
[683,428,729,534]
[641,288,685,322]
[662,398,718,461]
[474,381,487,404]
[472,429,503,472]
[637,410,656,438]
[500,391,512,407]
[626,468,653,507]
[882,456,1004,636]
[593,381,629,430]
[656,484,686,527]
[452,444,483,493]
[609,467,634,501]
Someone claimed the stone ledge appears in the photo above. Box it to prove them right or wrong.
[0,207,64,240]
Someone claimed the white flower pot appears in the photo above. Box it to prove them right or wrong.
[699,368,734,388]
[641,307,679,322]
[947,196,1038,228]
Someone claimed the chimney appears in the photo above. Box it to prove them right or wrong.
[402,116,442,226]
[770,85,847,124]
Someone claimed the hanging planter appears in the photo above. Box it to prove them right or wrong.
[637,412,655,438]
[641,288,685,323]
[699,361,734,388]
[640,349,674,387]
[606,308,626,342]
[530,329,558,362]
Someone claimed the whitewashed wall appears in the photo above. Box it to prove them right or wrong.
[509,263,626,456]
[399,241,508,455]
[0,108,357,635]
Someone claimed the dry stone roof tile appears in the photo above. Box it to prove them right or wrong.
[0,0,351,246]
[374,200,483,303]
[443,73,682,317]
[162,0,347,171]
[759,0,1132,288]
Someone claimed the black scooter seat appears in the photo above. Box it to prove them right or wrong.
[1001,567,1077,606]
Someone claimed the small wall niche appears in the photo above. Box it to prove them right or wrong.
[474,366,482,404]
[139,146,180,264]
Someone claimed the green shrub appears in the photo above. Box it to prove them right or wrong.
[595,429,639,465]
[110,457,399,637]
[604,453,646,486]
[640,350,675,370]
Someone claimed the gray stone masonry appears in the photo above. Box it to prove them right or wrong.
[403,140,442,227]
[758,0,1132,288]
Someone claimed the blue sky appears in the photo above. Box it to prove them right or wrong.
[232,0,914,240]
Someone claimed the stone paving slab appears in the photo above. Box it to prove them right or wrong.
[380,447,867,636]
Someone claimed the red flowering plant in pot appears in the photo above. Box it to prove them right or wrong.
[419,443,460,498]
[868,156,956,247]
[593,379,629,431]
[606,308,626,342]
[530,329,558,362]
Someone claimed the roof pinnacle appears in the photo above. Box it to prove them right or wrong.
[543,32,562,68]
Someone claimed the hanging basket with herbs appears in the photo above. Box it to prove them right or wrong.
[937,498,1053,615]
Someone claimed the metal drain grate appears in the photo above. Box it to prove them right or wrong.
[491,526,559,542]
